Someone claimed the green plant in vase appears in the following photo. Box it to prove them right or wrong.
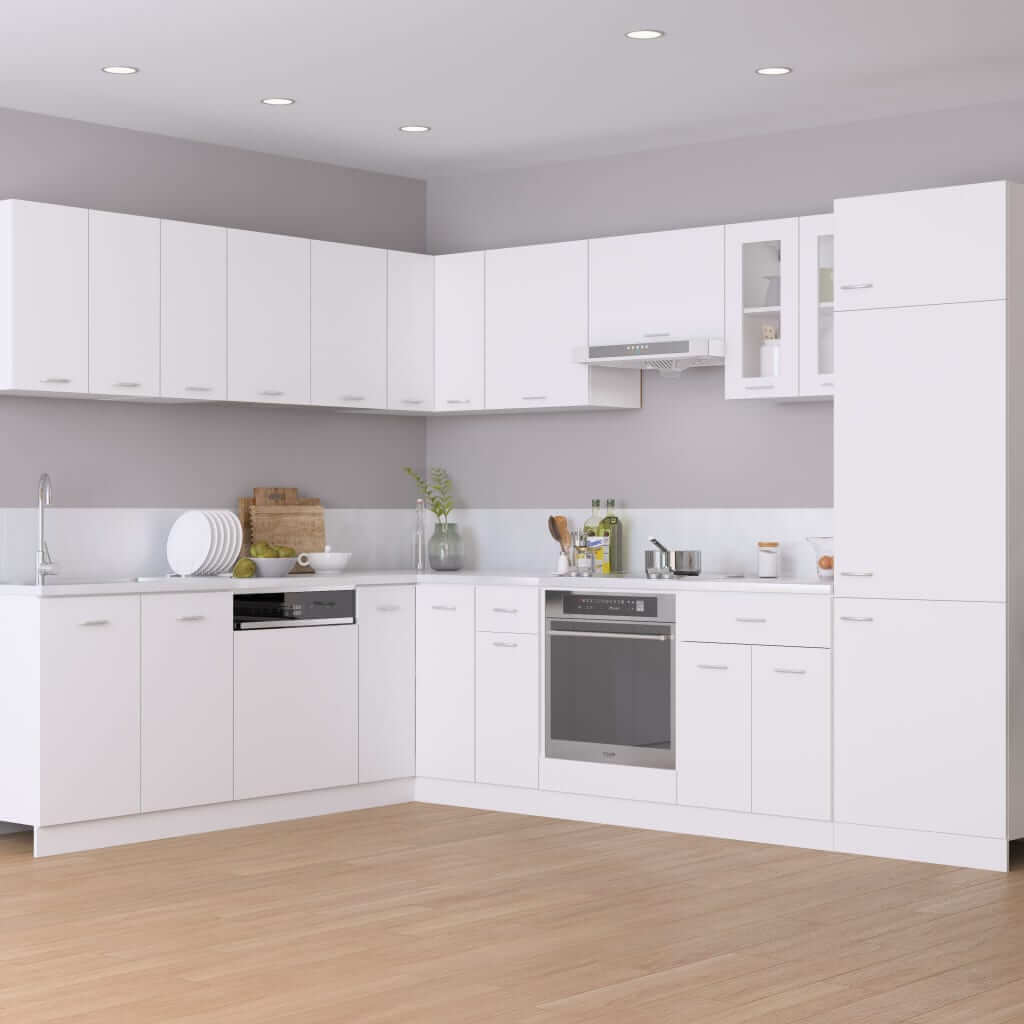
[403,466,464,571]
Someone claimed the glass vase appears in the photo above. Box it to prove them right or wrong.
[428,522,464,572]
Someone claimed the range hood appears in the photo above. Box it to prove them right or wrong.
[578,338,724,377]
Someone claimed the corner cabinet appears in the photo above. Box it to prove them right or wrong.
[387,251,435,411]
[434,251,485,411]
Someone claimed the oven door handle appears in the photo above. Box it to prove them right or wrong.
[548,629,669,641]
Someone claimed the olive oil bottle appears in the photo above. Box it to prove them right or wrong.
[599,498,623,574]
[583,499,607,574]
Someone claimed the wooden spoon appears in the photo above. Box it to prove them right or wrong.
[554,515,571,555]
[548,516,565,553]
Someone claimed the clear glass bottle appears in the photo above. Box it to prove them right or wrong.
[413,498,426,571]
[599,498,623,575]
[583,499,605,574]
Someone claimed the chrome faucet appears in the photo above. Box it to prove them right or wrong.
[36,473,57,585]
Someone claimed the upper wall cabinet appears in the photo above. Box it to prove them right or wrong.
[161,220,227,401]
[227,229,311,405]
[311,241,388,409]
[434,251,485,411]
[0,200,88,394]
[387,250,435,411]
[798,213,835,396]
[589,225,725,345]
[89,211,161,398]
[834,181,1008,311]
[725,218,800,400]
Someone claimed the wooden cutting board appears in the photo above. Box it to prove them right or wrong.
[238,488,326,574]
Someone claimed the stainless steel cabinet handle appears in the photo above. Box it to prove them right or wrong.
[401,398,425,405]
[79,619,110,627]
[697,664,730,671]
[376,604,401,612]
[177,615,206,622]
[839,615,875,623]
[549,630,667,641]
[260,389,284,397]
[493,640,519,648]
[774,668,808,675]
[821,381,834,387]
[445,399,471,405]
[341,395,366,402]
[493,607,519,614]
[840,571,874,577]
[40,377,72,384]
[745,384,775,391]
[643,332,672,339]
[522,395,547,401]
[185,385,213,393]
[839,283,874,290]
[735,617,767,623]
[114,381,141,388]
[431,604,457,611]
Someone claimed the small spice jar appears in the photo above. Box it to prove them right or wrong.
[757,541,780,579]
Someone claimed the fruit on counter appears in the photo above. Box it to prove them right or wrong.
[249,541,297,558]
[233,557,257,578]
[818,555,834,571]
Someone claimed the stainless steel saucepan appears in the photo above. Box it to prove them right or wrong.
[649,537,702,577]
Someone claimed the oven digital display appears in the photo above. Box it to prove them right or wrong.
[562,594,657,617]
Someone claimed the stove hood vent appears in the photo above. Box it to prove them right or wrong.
[578,337,724,377]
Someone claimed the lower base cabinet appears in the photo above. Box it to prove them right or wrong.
[40,596,141,825]
[234,624,358,800]
[476,632,540,788]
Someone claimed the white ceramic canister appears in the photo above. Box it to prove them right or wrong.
[757,541,780,579]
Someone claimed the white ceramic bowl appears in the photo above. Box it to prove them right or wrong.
[297,550,352,574]
[253,556,297,578]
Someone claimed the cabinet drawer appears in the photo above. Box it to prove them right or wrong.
[476,586,539,634]
[675,592,831,648]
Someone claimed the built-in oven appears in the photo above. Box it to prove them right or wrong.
[545,591,675,770]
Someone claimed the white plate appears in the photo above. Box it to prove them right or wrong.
[196,511,224,576]
[167,511,214,577]
[214,510,242,573]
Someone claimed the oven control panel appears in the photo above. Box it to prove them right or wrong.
[562,593,658,618]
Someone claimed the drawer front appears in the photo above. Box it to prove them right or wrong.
[675,592,831,648]
[476,585,539,634]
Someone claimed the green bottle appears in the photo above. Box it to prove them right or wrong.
[583,499,606,574]
[599,498,623,575]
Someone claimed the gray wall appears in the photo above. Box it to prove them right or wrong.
[425,98,1024,508]
[0,106,426,508]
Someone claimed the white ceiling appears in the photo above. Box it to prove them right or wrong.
[3,0,1024,179]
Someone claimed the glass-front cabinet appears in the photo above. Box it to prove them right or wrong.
[724,218,800,399]
[799,213,835,396]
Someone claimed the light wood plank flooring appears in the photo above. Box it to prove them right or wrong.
[1,803,1022,1022]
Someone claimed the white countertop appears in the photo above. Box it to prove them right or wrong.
[0,569,831,598]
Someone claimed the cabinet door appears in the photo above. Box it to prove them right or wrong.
[834,182,1006,311]
[39,596,140,825]
[1,200,88,393]
[89,210,161,397]
[834,599,1005,838]
[235,625,358,799]
[798,213,835,396]
[725,218,799,400]
[476,632,539,788]
[227,229,310,404]
[141,592,233,812]
[434,251,485,411]
[311,240,388,409]
[589,226,725,345]
[485,241,589,409]
[387,251,434,411]
[835,302,1005,602]
[358,586,416,782]
[676,642,751,812]
[416,585,475,781]
[161,220,227,400]
[751,646,830,820]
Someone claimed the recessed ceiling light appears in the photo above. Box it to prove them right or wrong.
[399,125,431,133]
[261,96,295,106]
[756,66,792,76]
[625,29,664,40]
[102,65,138,75]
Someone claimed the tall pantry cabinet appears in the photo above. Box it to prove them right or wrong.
[832,181,1023,871]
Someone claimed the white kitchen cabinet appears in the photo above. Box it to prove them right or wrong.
[434,251,485,411]
[834,181,1008,311]
[834,302,1005,602]
[141,592,233,812]
[0,200,88,393]
[475,585,539,635]
[387,250,434,411]
[359,586,416,782]
[416,585,475,782]
[676,642,751,812]
[88,210,161,397]
[725,218,799,400]
[751,646,830,821]
[235,624,358,800]
[311,240,388,409]
[588,225,725,346]
[39,596,140,825]
[161,220,227,400]
[476,632,540,788]
[834,598,1006,839]
[486,240,639,410]
[227,228,310,404]
[798,213,835,396]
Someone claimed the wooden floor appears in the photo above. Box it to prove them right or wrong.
[2,805,1024,1023]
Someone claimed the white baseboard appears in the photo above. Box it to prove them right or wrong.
[32,779,414,857]
[834,822,1008,872]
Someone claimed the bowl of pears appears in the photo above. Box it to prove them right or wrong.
[235,541,298,578]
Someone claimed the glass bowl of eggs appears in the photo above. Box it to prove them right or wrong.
[806,536,834,580]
